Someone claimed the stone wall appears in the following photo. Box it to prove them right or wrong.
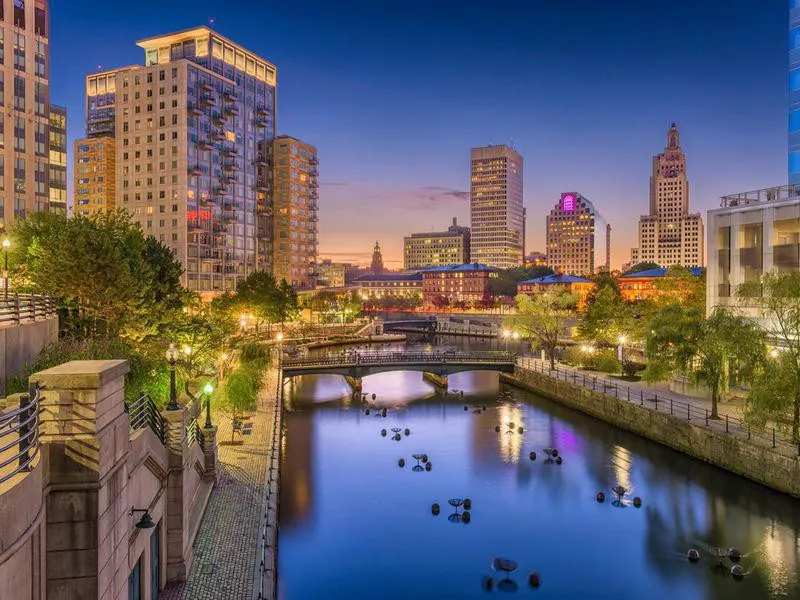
[502,368,800,499]
[0,359,217,600]
[0,316,58,395]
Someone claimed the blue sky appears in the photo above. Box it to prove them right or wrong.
[53,0,789,267]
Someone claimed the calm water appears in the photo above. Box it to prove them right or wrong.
[278,338,800,600]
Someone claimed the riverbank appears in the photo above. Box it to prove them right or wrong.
[303,333,406,351]
[501,364,800,499]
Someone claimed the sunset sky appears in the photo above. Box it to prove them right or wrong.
[55,0,788,268]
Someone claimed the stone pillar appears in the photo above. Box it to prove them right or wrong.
[161,407,192,582]
[343,375,362,393]
[423,371,448,391]
[201,426,219,484]
[33,359,131,600]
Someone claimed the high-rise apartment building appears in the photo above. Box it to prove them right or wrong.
[790,1,800,184]
[546,192,610,276]
[0,0,51,229]
[74,138,115,217]
[469,145,523,269]
[48,104,67,215]
[78,26,277,294]
[404,217,470,270]
[630,124,704,268]
[272,135,318,288]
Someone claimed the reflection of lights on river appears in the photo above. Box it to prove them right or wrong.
[498,405,524,464]
[761,519,797,596]
[610,445,632,490]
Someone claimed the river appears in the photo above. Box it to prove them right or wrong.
[277,335,800,600]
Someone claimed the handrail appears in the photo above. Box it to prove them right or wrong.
[186,417,204,447]
[515,357,800,458]
[127,392,165,443]
[282,350,515,369]
[0,294,58,326]
[0,383,41,485]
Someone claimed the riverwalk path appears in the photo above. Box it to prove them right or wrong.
[513,356,799,460]
[161,366,281,600]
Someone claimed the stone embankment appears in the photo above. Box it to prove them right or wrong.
[502,365,800,499]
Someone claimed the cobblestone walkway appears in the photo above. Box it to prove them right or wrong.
[161,366,280,600]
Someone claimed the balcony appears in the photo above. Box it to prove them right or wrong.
[223,91,237,103]
[254,119,269,129]
[255,106,271,118]
[254,180,269,192]
[212,129,226,141]
[197,139,213,151]
[254,154,269,166]
[188,165,203,177]
[200,82,215,93]
[211,114,225,127]
[200,95,217,108]
[222,146,239,157]
[223,105,239,117]
[188,104,203,117]
[222,162,238,173]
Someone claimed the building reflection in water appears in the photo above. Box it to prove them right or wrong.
[497,404,524,464]
[280,410,315,532]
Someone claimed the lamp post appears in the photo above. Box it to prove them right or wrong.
[203,382,213,429]
[2,238,10,301]
[501,328,510,351]
[617,335,627,363]
[165,343,180,410]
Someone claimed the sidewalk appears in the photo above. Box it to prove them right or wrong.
[161,366,281,600]
[514,356,799,459]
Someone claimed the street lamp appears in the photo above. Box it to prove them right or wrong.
[769,348,780,359]
[2,238,10,300]
[203,382,213,429]
[617,335,627,363]
[501,328,511,351]
[165,343,180,411]
[276,331,284,343]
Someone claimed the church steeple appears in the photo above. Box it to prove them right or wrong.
[667,122,680,150]
[371,241,384,275]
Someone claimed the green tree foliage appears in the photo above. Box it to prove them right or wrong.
[233,271,299,331]
[303,290,362,323]
[488,265,555,297]
[739,271,800,441]
[650,265,706,312]
[578,284,632,346]
[10,211,184,341]
[217,342,271,440]
[624,261,660,274]
[362,294,423,311]
[172,296,237,384]
[510,288,578,369]
[644,306,764,419]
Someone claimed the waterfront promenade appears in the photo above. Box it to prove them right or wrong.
[162,366,281,600]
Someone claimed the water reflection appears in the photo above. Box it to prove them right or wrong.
[278,338,800,600]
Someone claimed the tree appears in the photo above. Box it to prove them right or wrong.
[11,211,184,341]
[233,271,299,332]
[510,288,579,369]
[739,271,800,441]
[644,306,764,419]
[488,265,555,297]
[624,261,660,275]
[650,265,706,312]
[578,284,632,346]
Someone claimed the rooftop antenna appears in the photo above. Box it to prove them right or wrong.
[510,137,516,150]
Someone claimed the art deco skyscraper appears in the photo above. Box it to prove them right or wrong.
[469,145,524,269]
[630,124,704,268]
[77,26,276,295]
[0,0,53,229]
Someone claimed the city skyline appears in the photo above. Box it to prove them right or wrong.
[52,1,789,269]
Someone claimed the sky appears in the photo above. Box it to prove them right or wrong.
[53,0,789,269]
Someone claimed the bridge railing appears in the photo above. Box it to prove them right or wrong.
[0,383,41,485]
[282,350,515,369]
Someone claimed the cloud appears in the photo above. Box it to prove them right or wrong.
[321,181,468,212]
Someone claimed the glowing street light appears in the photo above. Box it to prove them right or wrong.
[276,331,284,343]
[182,345,192,356]
[769,348,780,359]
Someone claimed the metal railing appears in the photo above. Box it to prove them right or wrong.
[719,184,800,208]
[127,392,165,443]
[515,357,800,458]
[0,383,41,485]
[283,350,516,370]
[0,294,58,327]
[186,417,204,447]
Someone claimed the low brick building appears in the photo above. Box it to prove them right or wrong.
[354,272,423,298]
[517,273,595,308]
[619,267,703,302]
[422,263,497,306]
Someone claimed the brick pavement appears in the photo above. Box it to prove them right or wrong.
[161,366,281,600]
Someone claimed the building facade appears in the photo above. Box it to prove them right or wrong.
[74,137,116,216]
[48,104,67,215]
[707,185,800,323]
[517,273,595,309]
[619,266,703,302]
[316,259,347,288]
[354,272,423,299]
[546,192,610,276]
[404,217,470,270]
[790,1,800,184]
[469,145,524,269]
[272,135,318,288]
[79,26,277,294]
[630,124,704,268]
[422,263,497,306]
[0,0,52,230]
[371,241,384,275]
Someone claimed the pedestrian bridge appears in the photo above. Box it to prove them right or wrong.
[280,351,516,391]
[381,319,437,332]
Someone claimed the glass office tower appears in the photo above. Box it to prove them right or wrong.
[790,1,800,183]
